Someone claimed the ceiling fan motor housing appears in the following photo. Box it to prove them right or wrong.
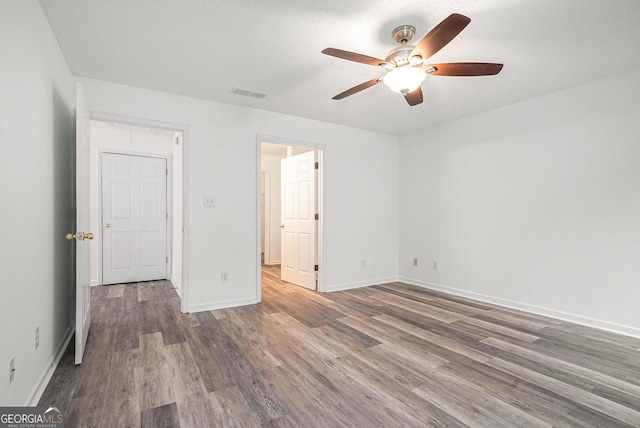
[386,25,419,67]
[385,45,417,67]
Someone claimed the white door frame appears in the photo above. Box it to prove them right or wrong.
[256,135,324,300]
[98,150,172,285]
[261,169,271,265]
[91,112,190,313]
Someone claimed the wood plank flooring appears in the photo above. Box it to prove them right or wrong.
[40,266,640,427]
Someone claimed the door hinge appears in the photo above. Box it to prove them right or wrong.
[314,161,319,169]
[314,265,318,272]
[166,168,168,176]
[315,213,319,220]
[166,256,169,263]
[166,212,168,219]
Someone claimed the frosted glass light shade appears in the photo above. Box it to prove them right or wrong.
[383,66,426,94]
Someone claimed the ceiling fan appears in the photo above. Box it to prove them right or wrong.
[322,13,503,106]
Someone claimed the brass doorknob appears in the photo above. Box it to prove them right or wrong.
[65,232,94,240]
[280,224,284,228]
[104,223,111,228]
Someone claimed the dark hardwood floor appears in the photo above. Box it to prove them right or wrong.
[40,266,640,427]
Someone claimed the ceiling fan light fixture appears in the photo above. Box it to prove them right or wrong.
[383,66,426,95]
[409,55,423,66]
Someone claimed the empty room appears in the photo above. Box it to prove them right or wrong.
[1,1,639,426]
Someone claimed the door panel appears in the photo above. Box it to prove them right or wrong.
[298,233,310,272]
[102,153,168,284]
[140,231,159,267]
[74,83,91,364]
[299,181,310,219]
[111,181,131,218]
[283,232,295,269]
[111,232,132,269]
[140,182,159,218]
[280,151,317,289]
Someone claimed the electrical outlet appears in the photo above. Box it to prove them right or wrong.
[433,260,439,270]
[221,272,228,283]
[35,326,39,350]
[413,258,418,267]
[9,357,15,384]
[361,259,366,268]
[203,196,215,208]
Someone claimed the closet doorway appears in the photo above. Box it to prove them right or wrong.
[89,120,184,294]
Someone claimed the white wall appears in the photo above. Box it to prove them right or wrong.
[261,153,285,264]
[0,1,76,405]
[79,77,400,310]
[88,123,175,286]
[399,67,640,337]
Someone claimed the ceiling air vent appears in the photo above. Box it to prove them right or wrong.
[231,87,267,99]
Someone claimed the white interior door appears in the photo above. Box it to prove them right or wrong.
[281,151,316,289]
[102,153,168,285]
[74,83,92,365]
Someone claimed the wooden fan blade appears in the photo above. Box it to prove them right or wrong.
[404,87,423,106]
[322,48,389,67]
[428,62,503,76]
[332,78,382,100]
[410,13,471,61]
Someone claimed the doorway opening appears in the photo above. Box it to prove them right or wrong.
[258,138,324,299]
[89,120,184,296]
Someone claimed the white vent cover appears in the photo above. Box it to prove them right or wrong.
[231,87,267,99]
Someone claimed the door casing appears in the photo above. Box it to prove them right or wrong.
[262,170,272,265]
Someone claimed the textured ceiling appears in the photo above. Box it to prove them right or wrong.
[39,0,640,136]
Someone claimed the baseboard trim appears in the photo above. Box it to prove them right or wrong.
[399,276,640,340]
[25,325,74,406]
[324,276,399,293]
[188,296,258,313]
[170,278,182,298]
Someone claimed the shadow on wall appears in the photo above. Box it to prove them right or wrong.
[52,86,75,341]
